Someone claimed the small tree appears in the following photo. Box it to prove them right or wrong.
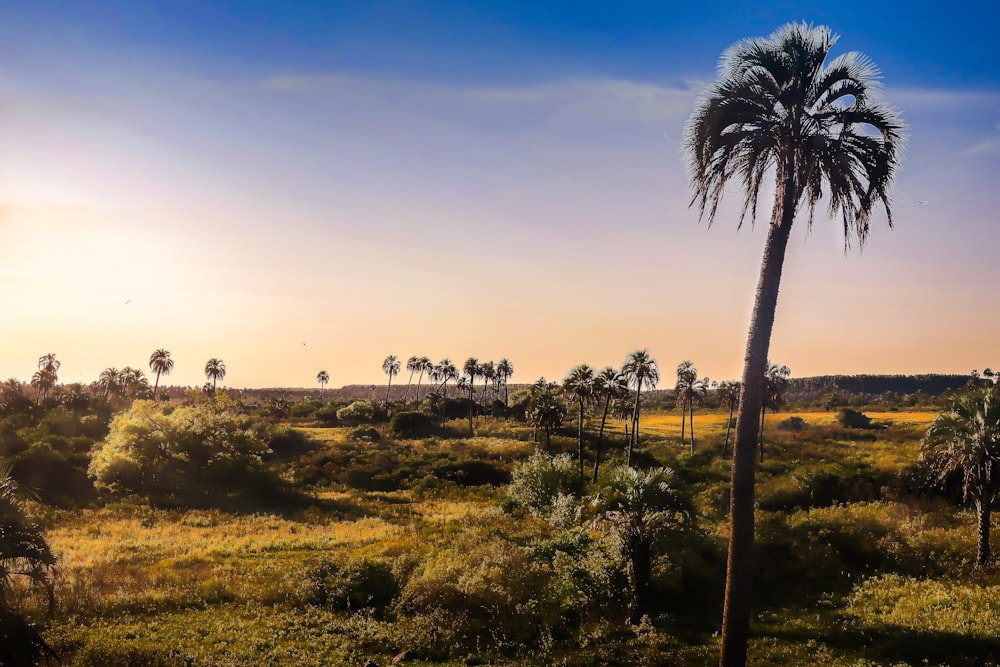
[527,389,566,451]
[921,386,1000,567]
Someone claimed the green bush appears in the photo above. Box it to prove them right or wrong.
[336,401,375,425]
[310,559,399,615]
[347,426,380,442]
[777,416,807,432]
[506,451,578,521]
[388,411,437,439]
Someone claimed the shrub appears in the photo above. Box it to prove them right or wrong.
[388,411,437,439]
[310,559,399,615]
[314,401,342,424]
[506,451,578,521]
[777,416,807,432]
[347,426,380,442]
[837,408,873,429]
[336,401,375,425]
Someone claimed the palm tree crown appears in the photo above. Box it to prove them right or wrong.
[316,370,330,393]
[204,358,226,392]
[149,348,174,399]
[382,355,401,405]
[621,349,659,465]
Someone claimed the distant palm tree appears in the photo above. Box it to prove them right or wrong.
[0,468,58,664]
[463,357,480,434]
[37,353,59,375]
[592,367,629,482]
[120,367,149,401]
[921,385,1000,567]
[759,363,790,461]
[622,350,659,466]
[676,360,696,443]
[480,361,496,405]
[316,370,330,394]
[684,23,905,664]
[382,355,401,406]
[718,381,742,458]
[404,356,420,401]
[204,358,226,393]
[149,348,174,399]
[563,364,596,482]
[97,367,121,399]
[414,357,433,401]
[32,353,60,405]
[497,358,514,407]
[433,359,458,398]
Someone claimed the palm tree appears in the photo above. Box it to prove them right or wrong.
[149,348,174,399]
[0,468,58,664]
[621,350,659,466]
[204,358,226,393]
[382,355,401,406]
[683,23,905,667]
[480,361,496,405]
[463,357,480,434]
[676,360,696,443]
[921,386,1000,568]
[759,363,790,461]
[497,358,514,407]
[718,381,742,458]
[414,357,432,401]
[32,353,60,405]
[593,464,689,624]
[404,356,420,401]
[563,364,595,482]
[97,367,121,399]
[593,367,629,482]
[433,359,458,398]
[316,370,330,394]
[527,389,566,451]
[120,367,149,401]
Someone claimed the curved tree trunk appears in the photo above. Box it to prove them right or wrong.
[977,500,992,568]
[758,405,766,463]
[690,401,697,453]
[627,389,641,467]
[723,405,735,458]
[593,397,612,483]
[577,400,586,482]
[680,399,687,444]
[720,170,796,667]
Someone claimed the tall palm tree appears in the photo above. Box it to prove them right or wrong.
[718,381,742,458]
[404,356,420,402]
[463,357,480,434]
[684,23,905,667]
[37,353,59,375]
[149,348,174,399]
[593,367,629,482]
[120,367,149,401]
[204,358,226,393]
[921,386,1000,567]
[97,367,121,399]
[480,361,496,405]
[382,355,401,406]
[316,370,330,394]
[563,364,595,482]
[433,359,458,398]
[676,360,696,443]
[414,357,433,401]
[497,358,514,407]
[621,350,659,466]
[32,353,60,405]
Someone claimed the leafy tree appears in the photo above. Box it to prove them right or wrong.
[204,358,226,393]
[593,367,629,482]
[316,370,329,394]
[336,400,376,425]
[507,450,578,522]
[592,464,689,623]
[0,469,58,665]
[382,355,400,406]
[89,395,271,500]
[683,23,904,665]
[921,386,1000,567]
[621,350,659,466]
[149,348,174,399]
[563,364,595,482]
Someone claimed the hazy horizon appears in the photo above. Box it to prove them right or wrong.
[2,1,998,389]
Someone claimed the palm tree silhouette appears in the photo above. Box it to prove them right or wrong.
[32,354,60,405]
[204,358,226,393]
[404,356,420,402]
[382,355,400,406]
[463,357,480,434]
[316,370,330,394]
[621,350,659,466]
[414,357,432,402]
[675,360,697,445]
[921,385,1000,567]
[149,348,174,399]
[759,363,790,461]
[563,364,595,482]
[684,23,906,666]
[717,381,742,458]
[592,367,629,482]
[497,358,514,407]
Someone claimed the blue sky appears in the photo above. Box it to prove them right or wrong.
[0,1,997,388]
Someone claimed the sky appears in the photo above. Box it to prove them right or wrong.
[0,1,997,390]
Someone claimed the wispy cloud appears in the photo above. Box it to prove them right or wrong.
[965,124,1000,156]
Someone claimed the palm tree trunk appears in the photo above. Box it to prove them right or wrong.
[627,388,641,466]
[758,405,766,463]
[577,401,585,482]
[680,398,687,443]
[415,370,425,401]
[385,375,393,406]
[690,401,696,453]
[153,371,162,399]
[720,175,796,667]
[977,500,992,568]
[404,369,415,402]
[594,397,612,483]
